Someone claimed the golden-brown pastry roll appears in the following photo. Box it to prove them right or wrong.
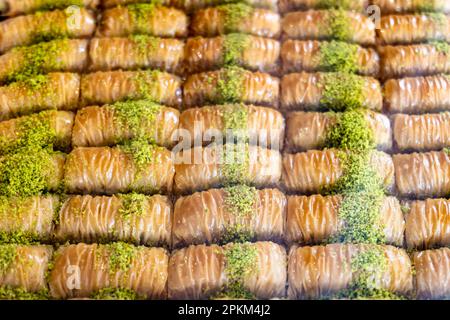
[279,0,369,13]
[55,194,172,246]
[393,151,450,198]
[49,243,169,299]
[0,39,88,85]
[190,4,281,38]
[184,67,279,108]
[89,36,184,74]
[0,149,65,197]
[384,75,450,114]
[378,14,450,45]
[168,242,287,299]
[184,34,280,74]
[178,104,285,149]
[379,44,450,79]
[285,110,392,152]
[0,110,74,154]
[414,248,450,299]
[97,5,188,38]
[0,245,53,293]
[0,0,99,16]
[282,149,394,194]
[286,195,404,246]
[0,73,80,121]
[280,72,382,111]
[174,143,281,194]
[0,195,59,243]
[372,0,450,14]
[281,40,380,76]
[0,8,96,53]
[288,244,413,299]
[80,70,182,107]
[405,199,450,249]
[393,113,450,152]
[72,100,179,148]
[64,144,174,195]
[282,10,376,46]
[172,187,286,247]
[172,0,278,11]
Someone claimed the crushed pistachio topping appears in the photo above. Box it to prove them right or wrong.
[215,66,246,104]
[427,12,448,28]
[221,104,249,141]
[319,72,365,111]
[118,193,147,220]
[112,99,161,142]
[0,244,17,275]
[417,2,437,12]
[222,34,250,66]
[220,143,250,186]
[31,10,70,44]
[0,286,49,300]
[99,242,139,273]
[219,243,258,299]
[219,3,253,32]
[318,41,359,73]
[91,287,142,300]
[325,109,375,151]
[119,139,163,172]
[0,110,56,155]
[0,231,40,245]
[316,0,352,10]
[128,3,160,33]
[326,10,351,42]
[431,41,450,54]
[0,148,55,197]
[130,34,160,58]
[6,39,68,84]
[133,70,161,101]
[36,0,84,12]
[9,73,53,95]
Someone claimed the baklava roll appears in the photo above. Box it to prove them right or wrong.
[0,8,96,53]
[0,0,99,16]
[285,110,392,152]
[178,104,285,149]
[184,34,280,74]
[372,0,450,14]
[414,248,450,299]
[174,143,282,194]
[405,199,450,249]
[190,4,281,38]
[172,187,286,247]
[288,244,413,299]
[280,72,382,112]
[64,144,174,195]
[168,242,287,299]
[49,243,169,299]
[72,100,179,148]
[96,4,188,38]
[282,149,395,194]
[282,10,376,46]
[0,39,88,85]
[286,195,404,246]
[89,37,184,74]
[279,0,369,13]
[393,113,450,152]
[378,14,450,45]
[0,149,65,197]
[80,70,182,107]
[379,44,450,79]
[384,75,450,114]
[0,195,59,243]
[0,110,74,154]
[281,40,380,76]
[0,245,53,293]
[393,151,450,198]
[0,73,80,121]
[55,194,172,246]
[172,0,278,11]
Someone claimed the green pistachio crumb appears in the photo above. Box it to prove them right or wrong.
[220,143,250,186]
[118,139,163,173]
[0,244,17,275]
[91,287,142,300]
[318,41,359,73]
[219,3,253,32]
[128,3,161,33]
[215,66,246,104]
[118,193,147,220]
[130,34,160,58]
[133,70,161,101]
[221,104,249,141]
[0,286,49,300]
[431,41,450,54]
[316,0,352,10]
[326,10,351,41]
[222,34,250,66]
[100,242,139,273]
[224,185,256,218]
[36,0,84,12]
[319,72,365,111]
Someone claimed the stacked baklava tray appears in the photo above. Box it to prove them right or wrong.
[0,0,448,301]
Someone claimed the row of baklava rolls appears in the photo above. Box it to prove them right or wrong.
[1,69,449,122]
[4,143,450,198]
[1,188,450,249]
[1,0,449,17]
[0,242,447,299]
[5,102,450,154]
